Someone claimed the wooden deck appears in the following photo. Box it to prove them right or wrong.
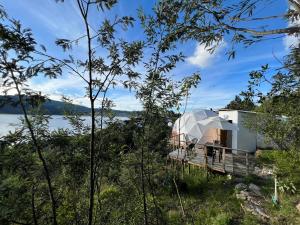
[168,144,256,175]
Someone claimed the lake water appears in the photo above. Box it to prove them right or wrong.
[0,114,127,137]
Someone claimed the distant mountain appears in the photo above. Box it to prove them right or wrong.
[0,95,135,117]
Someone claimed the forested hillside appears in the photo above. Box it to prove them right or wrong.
[0,95,134,116]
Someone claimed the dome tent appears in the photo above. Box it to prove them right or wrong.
[172,110,217,143]
[173,110,237,144]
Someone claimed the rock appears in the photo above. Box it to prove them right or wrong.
[237,189,262,206]
[236,190,250,200]
[252,166,273,179]
[247,195,262,206]
[235,183,247,191]
[296,202,300,213]
[253,166,262,175]
[237,182,269,221]
[249,183,262,196]
[254,205,270,220]
[242,202,270,221]
[236,193,247,200]
[261,166,273,176]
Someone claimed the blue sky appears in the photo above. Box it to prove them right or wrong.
[1,0,294,111]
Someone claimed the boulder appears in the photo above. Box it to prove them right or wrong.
[249,183,262,196]
[236,182,269,221]
[235,183,247,191]
[242,202,270,221]
[247,195,262,206]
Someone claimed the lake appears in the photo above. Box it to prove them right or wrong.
[0,114,128,137]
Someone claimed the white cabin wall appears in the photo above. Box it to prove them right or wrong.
[219,110,257,152]
[219,111,238,150]
[237,112,257,152]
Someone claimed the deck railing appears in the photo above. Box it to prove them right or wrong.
[168,134,256,175]
[203,144,255,175]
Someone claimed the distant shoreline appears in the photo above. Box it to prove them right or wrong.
[0,113,131,117]
[0,95,137,117]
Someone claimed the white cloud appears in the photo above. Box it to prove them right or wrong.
[0,87,17,96]
[187,42,226,68]
[283,19,300,50]
[28,75,84,94]
[283,33,300,51]
[283,3,300,50]
[27,75,143,110]
[111,94,142,111]
[26,74,88,107]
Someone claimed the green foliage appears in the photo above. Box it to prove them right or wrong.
[225,95,256,111]
[278,180,297,195]
[257,150,300,187]
[2,117,299,224]
[240,51,300,151]
[155,0,300,57]
[157,167,244,225]
[240,213,262,225]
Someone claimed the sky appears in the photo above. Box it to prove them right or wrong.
[1,0,295,112]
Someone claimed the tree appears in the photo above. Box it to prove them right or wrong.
[134,6,200,224]
[50,1,143,224]
[225,95,256,111]
[154,0,300,57]
[242,62,300,151]
[0,6,62,225]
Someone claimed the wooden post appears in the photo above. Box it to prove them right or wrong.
[204,145,209,181]
[206,167,209,182]
[232,152,234,175]
[204,145,207,166]
[188,163,190,174]
[173,135,175,150]
[223,147,226,171]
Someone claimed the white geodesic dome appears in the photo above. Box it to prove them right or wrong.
[173,110,237,144]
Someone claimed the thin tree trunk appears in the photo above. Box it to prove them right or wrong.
[86,26,95,225]
[88,99,96,225]
[31,186,38,225]
[146,167,161,225]
[76,1,96,224]
[173,178,186,218]
[10,72,57,225]
[139,44,162,225]
[141,145,148,225]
